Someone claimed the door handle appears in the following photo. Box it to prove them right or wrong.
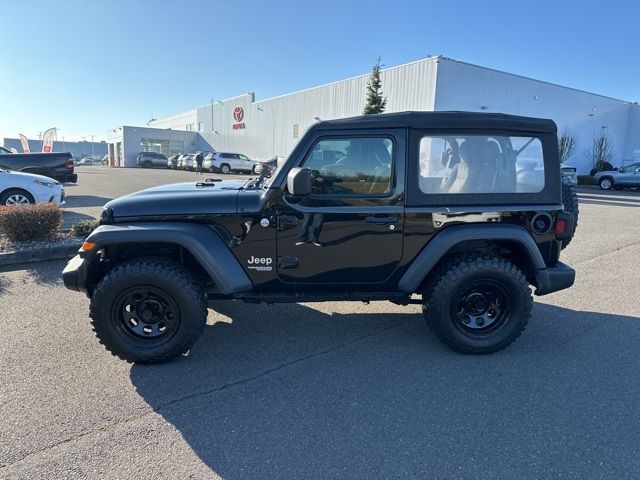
[365,215,398,225]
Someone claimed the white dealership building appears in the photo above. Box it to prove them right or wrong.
[107,56,640,173]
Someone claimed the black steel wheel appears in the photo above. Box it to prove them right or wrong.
[114,286,180,346]
[422,254,532,354]
[452,280,509,336]
[90,258,207,363]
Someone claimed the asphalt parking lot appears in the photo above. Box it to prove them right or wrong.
[62,166,249,228]
[1,175,640,478]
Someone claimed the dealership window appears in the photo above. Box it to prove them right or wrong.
[198,122,204,132]
[301,137,393,195]
[140,138,184,157]
[185,124,195,132]
[418,135,545,194]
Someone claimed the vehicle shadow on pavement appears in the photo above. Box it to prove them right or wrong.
[26,261,65,286]
[62,195,113,208]
[130,302,640,479]
[0,274,11,294]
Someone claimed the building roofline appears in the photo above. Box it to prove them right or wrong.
[145,54,633,124]
[438,56,632,105]
[254,56,440,104]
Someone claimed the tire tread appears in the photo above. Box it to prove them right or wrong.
[422,253,532,354]
[89,257,207,363]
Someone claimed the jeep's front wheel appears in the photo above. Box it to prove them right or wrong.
[90,258,208,363]
[422,254,532,354]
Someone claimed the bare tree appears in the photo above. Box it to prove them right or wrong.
[586,131,613,173]
[558,127,577,164]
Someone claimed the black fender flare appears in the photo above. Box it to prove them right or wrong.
[84,222,253,294]
[398,224,547,293]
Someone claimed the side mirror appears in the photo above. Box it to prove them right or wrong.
[287,167,312,195]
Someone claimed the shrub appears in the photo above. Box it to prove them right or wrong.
[70,219,100,238]
[0,204,62,242]
[589,161,614,176]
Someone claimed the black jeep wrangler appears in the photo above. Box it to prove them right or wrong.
[63,112,576,363]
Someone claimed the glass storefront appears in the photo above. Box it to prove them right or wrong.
[140,138,185,157]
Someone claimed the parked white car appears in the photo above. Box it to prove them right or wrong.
[0,168,65,206]
[204,152,258,174]
[181,154,195,171]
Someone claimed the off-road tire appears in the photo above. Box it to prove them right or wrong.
[89,257,208,363]
[422,254,532,354]
[220,163,231,174]
[561,179,579,249]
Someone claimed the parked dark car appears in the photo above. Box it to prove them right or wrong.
[136,152,167,168]
[253,157,278,176]
[0,146,77,183]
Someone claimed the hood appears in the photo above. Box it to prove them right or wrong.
[1,169,62,185]
[594,169,617,178]
[104,179,249,219]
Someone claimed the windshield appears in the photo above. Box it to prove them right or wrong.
[262,162,286,188]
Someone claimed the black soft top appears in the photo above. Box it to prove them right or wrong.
[316,111,557,134]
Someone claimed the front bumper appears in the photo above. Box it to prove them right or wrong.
[534,261,576,295]
[63,254,89,294]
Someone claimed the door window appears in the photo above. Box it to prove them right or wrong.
[301,137,393,195]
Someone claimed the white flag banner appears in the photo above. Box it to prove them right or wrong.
[18,134,30,153]
[42,128,56,153]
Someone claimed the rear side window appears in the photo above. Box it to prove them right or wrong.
[418,135,545,194]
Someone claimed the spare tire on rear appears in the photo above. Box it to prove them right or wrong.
[560,178,579,249]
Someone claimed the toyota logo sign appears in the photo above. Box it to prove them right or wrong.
[233,107,244,122]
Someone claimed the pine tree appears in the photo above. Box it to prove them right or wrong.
[363,57,387,115]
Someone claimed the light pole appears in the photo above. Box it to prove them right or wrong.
[82,136,86,157]
[91,135,95,157]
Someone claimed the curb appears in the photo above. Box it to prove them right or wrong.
[0,242,82,267]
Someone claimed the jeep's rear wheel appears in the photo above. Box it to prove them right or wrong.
[422,254,532,354]
[90,258,207,363]
[220,163,231,174]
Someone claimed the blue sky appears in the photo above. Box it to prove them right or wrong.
[0,0,638,141]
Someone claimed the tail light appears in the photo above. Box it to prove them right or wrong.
[66,159,74,168]
[554,218,567,234]
[554,212,574,241]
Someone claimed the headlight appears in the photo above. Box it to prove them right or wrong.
[33,179,59,188]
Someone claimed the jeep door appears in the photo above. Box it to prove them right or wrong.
[275,130,405,286]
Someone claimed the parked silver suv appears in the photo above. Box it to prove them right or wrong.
[204,152,258,174]
[595,163,640,190]
[136,152,167,168]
